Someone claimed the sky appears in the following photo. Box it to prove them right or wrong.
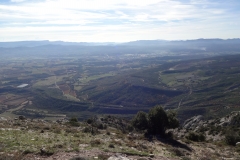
[0,0,240,42]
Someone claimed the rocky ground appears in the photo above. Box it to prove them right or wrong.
[0,115,240,160]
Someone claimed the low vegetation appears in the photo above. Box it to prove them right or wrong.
[1,107,240,159]
[186,132,206,142]
[131,105,179,135]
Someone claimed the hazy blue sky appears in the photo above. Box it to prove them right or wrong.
[0,0,240,42]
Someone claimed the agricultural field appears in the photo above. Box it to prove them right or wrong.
[0,40,240,122]
[0,51,178,120]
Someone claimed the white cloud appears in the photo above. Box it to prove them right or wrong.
[10,0,27,2]
[0,0,240,42]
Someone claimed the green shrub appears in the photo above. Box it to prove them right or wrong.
[98,154,110,160]
[86,118,93,124]
[68,117,80,127]
[225,131,240,146]
[230,113,240,127]
[126,125,134,132]
[96,123,107,130]
[186,132,205,142]
[65,128,78,133]
[22,149,34,155]
[170,147,185,156]
[53,128,61,134]
[82,126,99,135]
[82,126,91,133]
[40,148,54,156]
[131,106,179,135]
[73,133,80,137]
[167,110,179,129]
[90,139,101,147]
[74,147,80,152]
[148,106,169,135]
[132,111,148,130]
[43,126,50,130]
[108,144,115,148]
[70,117,78,122]
[181,157,191,160]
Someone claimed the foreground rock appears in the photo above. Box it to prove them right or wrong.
[108,154,129,160]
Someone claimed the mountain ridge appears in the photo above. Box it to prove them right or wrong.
[0,38,240,48]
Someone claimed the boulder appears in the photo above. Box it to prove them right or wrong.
[108,154,129,160]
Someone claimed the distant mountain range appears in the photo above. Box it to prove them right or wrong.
[0,40,118,48]
[0,39,240,48]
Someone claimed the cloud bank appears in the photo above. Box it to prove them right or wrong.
[0,0,240,42]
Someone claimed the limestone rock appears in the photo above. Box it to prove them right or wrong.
[108,154,129,160]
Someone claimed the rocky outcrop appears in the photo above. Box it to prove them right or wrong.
[182,115,204,130]
[182,112,240,131]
